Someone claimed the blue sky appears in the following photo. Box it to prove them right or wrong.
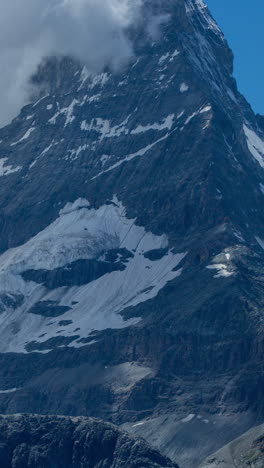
[206,0,263,115]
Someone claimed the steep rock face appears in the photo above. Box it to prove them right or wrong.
[0,1,263,467]
[200,423,264,468]
[0,414,178,468]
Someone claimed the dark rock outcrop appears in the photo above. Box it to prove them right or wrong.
[0,414,178,468]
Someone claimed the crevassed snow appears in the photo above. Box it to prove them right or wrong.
[0,197,186,353]
[0,158,22,176]
[131,114,174,134]
[243,124,264,169]
[11,127,35,146]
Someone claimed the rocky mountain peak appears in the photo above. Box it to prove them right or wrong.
[0,2,263,468]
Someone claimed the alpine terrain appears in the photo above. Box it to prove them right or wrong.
[0,0,263,467]
[200,423,264,468]
[0,414,178,468]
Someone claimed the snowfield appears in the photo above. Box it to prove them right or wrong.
[0,197,186,353]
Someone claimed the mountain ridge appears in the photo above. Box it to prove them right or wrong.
[0,1,263,467]
[0,413,179,468]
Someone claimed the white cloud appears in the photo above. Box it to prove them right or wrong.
[0,0,144,127]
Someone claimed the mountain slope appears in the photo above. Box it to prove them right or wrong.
[0,1,263,467]
[0,414,178,468]
[200,423,264,468]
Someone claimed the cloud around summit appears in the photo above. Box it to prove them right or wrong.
[0,0,144,127]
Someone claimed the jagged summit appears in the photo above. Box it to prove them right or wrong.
[0,2,263,468]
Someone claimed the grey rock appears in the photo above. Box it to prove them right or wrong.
[0,1,263,467]
[0,414,178,468]
[199,423,264,468]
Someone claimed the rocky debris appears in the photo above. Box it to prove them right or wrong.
[0,414,178,468]
[200,423,264,468]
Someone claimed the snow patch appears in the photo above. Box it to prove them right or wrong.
[0,158,22,176]
[255,236,264,251]
[0,388,19,394]
[183,105,211,127]
[158,50,180,66]
[180,83,189,93]
[0,198,186,353]
[11,127,35,146]
[131,115,174,134]
[92,131,173,179]
[158,52,170,64]
[49,99,79,127]
[207,263,233,278]
[66,145,89,161]
[182,414,195,423]
[59,198,90,215]
[89,72,109,90]
[33,95,49,107]
[100,154,111,166]
[81,116,130,139]
[243,124,264,169]
[29,141,59,169]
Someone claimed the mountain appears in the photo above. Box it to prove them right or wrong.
[0,414,178,468]
[0,0,263,467]
[200,423,264,468]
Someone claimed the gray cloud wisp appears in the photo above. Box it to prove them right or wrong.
[0,0,145,127]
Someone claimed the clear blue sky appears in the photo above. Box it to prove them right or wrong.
[206,0,264,115]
